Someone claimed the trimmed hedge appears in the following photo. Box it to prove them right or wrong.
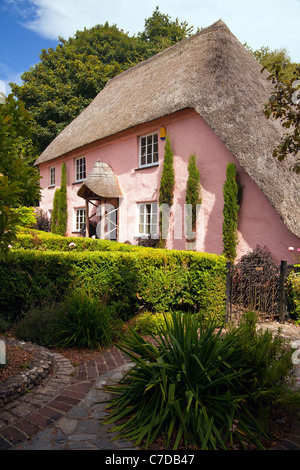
[0,248,227,323]
[287,270,300,322]
[13,230,148,253]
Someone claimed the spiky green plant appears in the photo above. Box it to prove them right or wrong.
[102,313,278,450]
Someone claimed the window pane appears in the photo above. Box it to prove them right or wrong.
[140,133,158,167]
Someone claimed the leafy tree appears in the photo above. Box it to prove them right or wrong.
[263,63,300,173]
[0,94,41,259]
[10,9,195,154]
[185,154,201,241]
[222,163,239,262]
[139,6,194,55]
[159,136,175,245]
[246,44,299,82]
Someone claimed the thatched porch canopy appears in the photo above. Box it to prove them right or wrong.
[77,160,122,200]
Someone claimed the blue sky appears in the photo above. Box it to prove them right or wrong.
[1,0,300,95]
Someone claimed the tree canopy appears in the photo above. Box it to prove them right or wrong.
[0,94,41,259]
[10,7,196,154]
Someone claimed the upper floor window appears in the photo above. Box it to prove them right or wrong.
[49,166,55,186]
[140,133,158,167]
[75,157,86,182]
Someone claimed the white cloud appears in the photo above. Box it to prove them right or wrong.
[4,0,300,61]
[0,80,6,95]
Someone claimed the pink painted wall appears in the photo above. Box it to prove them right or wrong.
[38,110,300,264]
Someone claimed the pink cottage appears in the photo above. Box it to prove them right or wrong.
[35,20,300,264]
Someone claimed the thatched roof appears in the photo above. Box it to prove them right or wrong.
[35,20,300,238]
[77,160,122,199]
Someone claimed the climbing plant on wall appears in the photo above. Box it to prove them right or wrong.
[158,136,175,247]
[222,163,239,262]
[185,153,201,242]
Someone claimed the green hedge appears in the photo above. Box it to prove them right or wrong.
[13,230,148,252]
[0,249,227,323]
[287,270,300,323]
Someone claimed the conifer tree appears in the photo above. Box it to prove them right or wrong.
[51,163,68,236]
[158,136,175,246]
[57,163,68,236]
[51,188,60,234]
[222,163,239,262]
[185,153,201,241]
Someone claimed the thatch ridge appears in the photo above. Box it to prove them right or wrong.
[35,19,299,238]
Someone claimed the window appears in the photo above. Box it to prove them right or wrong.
[140,133,158,167]
[138,203,158,237]
[75,157,86,182]
[49,167,55,186]
[75,208,86,232]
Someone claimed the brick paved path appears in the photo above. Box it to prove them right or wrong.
[0,346,132,450]
[0,324,299,451]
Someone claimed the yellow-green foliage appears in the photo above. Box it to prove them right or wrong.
[287,271,300,323]
[0,238,227,324]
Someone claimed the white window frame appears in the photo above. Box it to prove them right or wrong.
[139,132,159,168]
[137,202,159,238]
[49,166,55,186]
[75,156,86,182]
[74,207,86,232]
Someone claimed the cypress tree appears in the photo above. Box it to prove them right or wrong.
[158,136,175,246]
[51,188,60,234]
[57,162,68,236]
[185,153,201,241]
[222,163,239,262]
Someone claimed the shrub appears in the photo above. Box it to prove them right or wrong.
[33,209,51,232]
[54,290,118,350]
[286,271,300,323]
[13,229,147,252]
[13,302,63,347]
[103,312,294,450]
[129,311,174,335]
[0,249,227,324]
[14,291,119,350]
[13,206,37,229]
